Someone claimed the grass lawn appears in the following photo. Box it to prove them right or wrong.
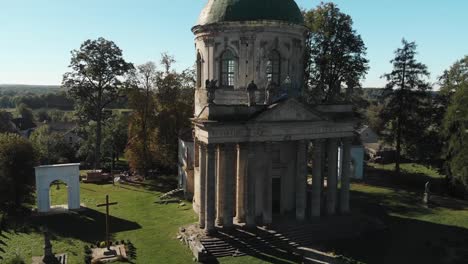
[1,163,468,264]
[1,183,198,263]
[321,163,468,264]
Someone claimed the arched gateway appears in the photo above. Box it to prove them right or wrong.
[35,163,81,213]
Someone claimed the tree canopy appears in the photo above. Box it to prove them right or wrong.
[442,56,468,187]
[303,2,369,103]
[63,37,134,169]
[379,39,431,173]
[0,133,36,211]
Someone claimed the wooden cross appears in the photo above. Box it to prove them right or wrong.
[97,194,118,250]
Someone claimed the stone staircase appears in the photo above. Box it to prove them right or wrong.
[199,215,377,263]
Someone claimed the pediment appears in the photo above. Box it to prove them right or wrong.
[252,99,325,122]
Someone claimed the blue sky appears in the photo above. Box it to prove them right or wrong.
[0,0,466,87]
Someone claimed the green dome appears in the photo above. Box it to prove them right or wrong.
[197,0,304,26]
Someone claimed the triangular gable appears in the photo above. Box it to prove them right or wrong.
[252,99,325,122]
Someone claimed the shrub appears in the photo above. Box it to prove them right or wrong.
[0,133,36,211]
[8,254,25,264]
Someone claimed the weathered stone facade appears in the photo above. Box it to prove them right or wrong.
[186,0,356,234]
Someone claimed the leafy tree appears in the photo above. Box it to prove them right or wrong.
[78,113,128,169]
[102,113,129,170]
[30,125,77,164]
[380,39,431,173]
[126,62,159,176]
[126,54,194,173]
[442,56,468,187]
[63,38,134,169]
[0,133,36,211]
[16,103,34,122]
[154,54,194,170]
[0,111,16,133]
[304,2,369,103]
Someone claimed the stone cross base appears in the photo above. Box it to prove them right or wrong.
[32,254,67,264]
[91,245,127,263]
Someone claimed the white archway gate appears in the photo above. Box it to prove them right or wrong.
[35,163,81,213]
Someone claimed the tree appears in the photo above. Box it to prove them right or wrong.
[0,133,36,211]
[16,103,34,122]
[125,54,194,173]
[304,3,369,103]
[63,38,134,169]
[126,62,159,176]
[441,56,468,187]
[30,125,77,164]
[0,111,16,133]
[154,54,194,170]
[380,39,431,174]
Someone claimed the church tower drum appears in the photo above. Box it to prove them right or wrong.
[192,0,307,115]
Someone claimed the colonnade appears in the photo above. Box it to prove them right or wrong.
[196,138,353,235]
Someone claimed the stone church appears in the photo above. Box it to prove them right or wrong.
[181,0,356,235]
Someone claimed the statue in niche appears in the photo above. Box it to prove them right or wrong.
[247,80,258,106]
[205,79,218,104]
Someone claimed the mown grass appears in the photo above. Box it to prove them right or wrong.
[1,163,467,264]
[322,163,468,264]
[1,183,197,263]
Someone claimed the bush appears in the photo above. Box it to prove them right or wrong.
[8,254,25,264]
[0,133,36,211]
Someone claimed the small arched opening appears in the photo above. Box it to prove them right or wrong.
[49,180,69,211]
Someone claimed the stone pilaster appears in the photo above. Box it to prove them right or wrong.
[311,139,324,217]
[245,143,257,229]
[295,140,308,221]
[263,143,273,226]
[326,139,338,215]
[340,138,352,214]
[205,144,216,235]
[223,144,236,228]
[216,145,225,226]
[235,143,247,223]
[198,143,206,229]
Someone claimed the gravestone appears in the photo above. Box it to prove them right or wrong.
[32,229,67,264]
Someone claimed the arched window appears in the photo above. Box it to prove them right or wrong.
[266,51,281,85]
[196,52,202,88]
[220,50,236,89]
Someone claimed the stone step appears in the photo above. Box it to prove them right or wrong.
[303,257,331,264]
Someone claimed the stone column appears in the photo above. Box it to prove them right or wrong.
[216,145,225,226]
[340,138,352,214]
[194,138,199,168]
[205,144,216,235]
[311,139,324,217]
[295,140,308,221]
[245,143,257,229]
[263,143,273,226]
[235,143,247,223]
[326,138,339,215]
[223,144,236,228]
[198,144,206,228]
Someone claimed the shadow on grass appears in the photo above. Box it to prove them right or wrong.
[364,164,448,195]
[323,189,468,264]
[28,208,142,243]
